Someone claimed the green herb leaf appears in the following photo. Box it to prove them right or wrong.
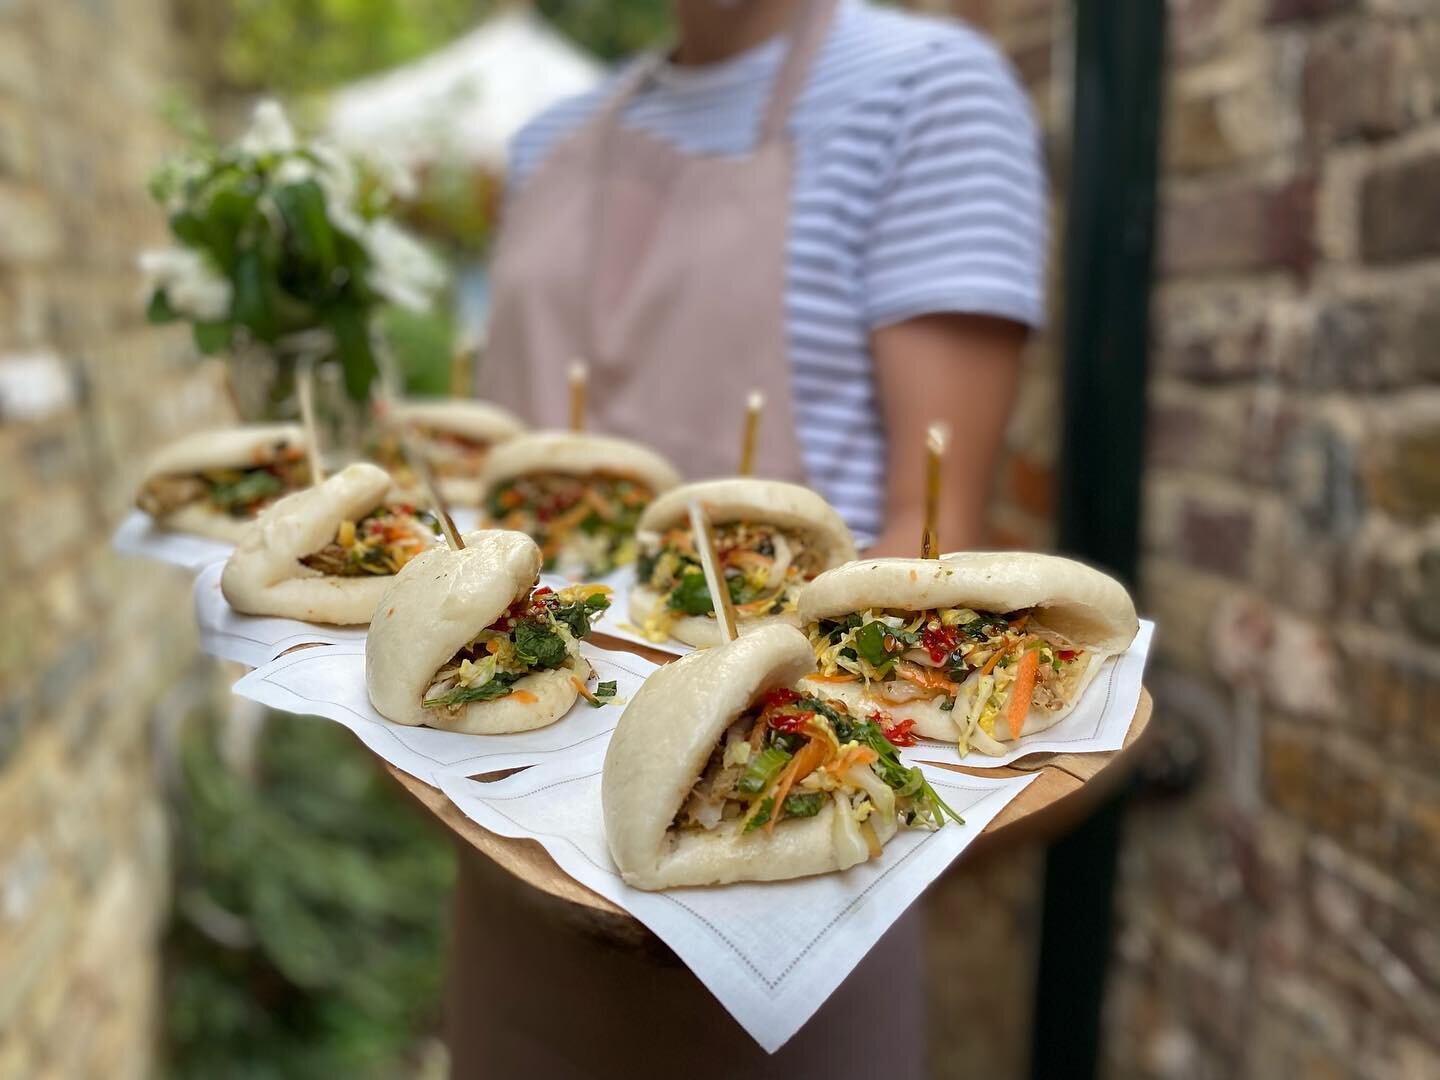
[209,469,282,512]
[512,620,568,670]
[854,621,894,668]
[667,570,714,616]
[422,671,522,709]
[781,792,824,819]
[593,680,617,700]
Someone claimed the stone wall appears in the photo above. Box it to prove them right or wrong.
[1111,1,1440,1076]
[0,1,228,1075]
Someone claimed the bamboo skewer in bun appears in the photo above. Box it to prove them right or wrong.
[628,478,856,647]
[366,530,613,735]
[135,425,312,542]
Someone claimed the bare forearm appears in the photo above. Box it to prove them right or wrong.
[869,313,1025,556]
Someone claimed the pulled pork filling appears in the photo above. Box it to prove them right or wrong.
[138,450,310,520]
[634,521,824,643]
[485,472,653,577]
[422,584,613,713]
[299,504,438,577]
[807,607,1088,756]
[674,688,961,842]
[370,428,490,483]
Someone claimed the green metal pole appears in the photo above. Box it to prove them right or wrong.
[1031,3,1165,1078]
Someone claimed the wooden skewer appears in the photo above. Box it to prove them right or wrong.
[296,359,325,485]
[688,500,738,644]
[568,361,587,433]
[738,390,765,477]
[373,385,465,552]
[920,422,948,559]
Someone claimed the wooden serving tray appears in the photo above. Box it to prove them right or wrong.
[384,625,1153,939]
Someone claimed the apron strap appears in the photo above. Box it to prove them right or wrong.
[759,0,841,145]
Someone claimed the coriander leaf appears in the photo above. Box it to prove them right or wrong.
[594,680,617,699]
[423,671,521,709]
[781,792,824,818]
[667,570,714,615]
[743,797,774,834]
[512,620,568,669]
[854,621,893,668]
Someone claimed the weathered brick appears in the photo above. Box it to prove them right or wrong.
[1161,177,1316,276]
[0,183,61,262]
[1361,151,1440,263]
[1368,413,1440,519]
[1266,0,1357,23]
[1303,21,1411,145]
[1174,489,1258,579]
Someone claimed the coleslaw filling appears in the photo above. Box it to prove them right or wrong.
[138,448,310,520]
[486,472,653,577]
[806,607,1088,755]
[634,522,823,643]
[673,687,961,840]
[422,583,613,713]
[299,503,439,577]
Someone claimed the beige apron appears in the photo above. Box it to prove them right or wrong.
[484,0,840,485]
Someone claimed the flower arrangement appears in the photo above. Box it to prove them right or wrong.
[144,101,447,401]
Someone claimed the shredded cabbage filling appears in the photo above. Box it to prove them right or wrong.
[422,583,612,712]
[486,472,653,577]
[138,449,310,519]
[805,607,1088,755]
[672,687,962,841]
[299,504,439,577]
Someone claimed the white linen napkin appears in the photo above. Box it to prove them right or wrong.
[897,619,1154,770]
[436,743,1037,1054]
[231,641,658,783]
[111,510,234,571]
[193,560,367,667]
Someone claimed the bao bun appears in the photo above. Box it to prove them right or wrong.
[393,399,526,505]
[220,463,402,626]
[797,552,1139,742]
[139,424,307,542]
[628,477,858,648]
[603,624,898,890]
[366,530,583,734]
[480,431,682,495]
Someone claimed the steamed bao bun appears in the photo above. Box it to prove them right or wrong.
[627,477,858,648]
[795,552,1140,744]
[602,624,900,890]
[366,530,587,735]
[220,462,409,626]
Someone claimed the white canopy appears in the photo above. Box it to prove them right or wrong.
[326,7,604,172]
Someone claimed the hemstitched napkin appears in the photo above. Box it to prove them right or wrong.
[231,641,658,784]
[193,560,367,668]
[897,619,1154,770]
[111,510,234,571]
[435,744,1037,1054]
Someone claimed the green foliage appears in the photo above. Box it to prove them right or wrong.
[163,710,454,1078]
[377,306,456,397]
[538,0,672,60]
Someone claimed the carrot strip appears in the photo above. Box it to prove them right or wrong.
[804,672,860,684]
[512,690,539,704]
[571,677,599,706]
[1005,649,1040,739]
[765,737,832,834]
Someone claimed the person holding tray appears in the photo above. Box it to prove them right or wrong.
[484,0,1045,555]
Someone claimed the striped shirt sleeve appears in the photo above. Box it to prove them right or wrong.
[860,38,1047,331]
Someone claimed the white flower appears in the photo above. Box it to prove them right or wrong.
[239,99,296,157]
[361,219,446,311]
[139,247,232,322]
[305,141,366,238]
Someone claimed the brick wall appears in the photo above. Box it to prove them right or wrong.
[0,1,229,1075]
[1110,1,1440,1076]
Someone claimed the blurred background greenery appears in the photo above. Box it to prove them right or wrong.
[162,3,666,1075]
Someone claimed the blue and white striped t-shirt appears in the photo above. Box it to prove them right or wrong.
[507,0,1047,545]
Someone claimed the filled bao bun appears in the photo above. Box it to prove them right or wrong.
[480,431,682,577]
[366,530,584,735]
[221,463,409,626]
[481,431,681,494]
[137,424,307,542]
[796,552,1138,747]
[603,624,899,889]
[628,478,857,648]
[391,399,525,505]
